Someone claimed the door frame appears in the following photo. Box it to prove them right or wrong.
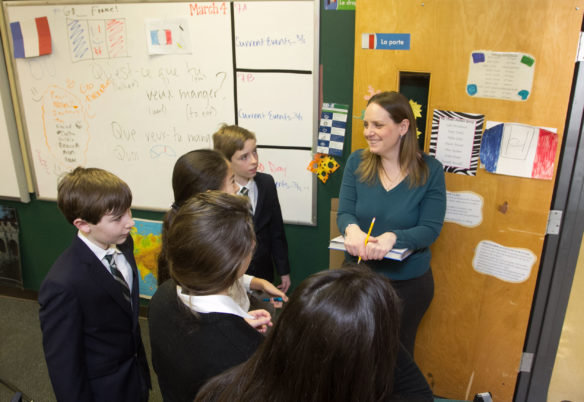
[515,60,584,401]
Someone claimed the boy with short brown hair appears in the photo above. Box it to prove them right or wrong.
[213,124,291,292]
[39,167,151,402]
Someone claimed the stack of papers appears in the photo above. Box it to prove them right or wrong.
[329,235,412,261]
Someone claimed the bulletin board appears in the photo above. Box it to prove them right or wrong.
[4,0,318,224]
[352,0,583,400]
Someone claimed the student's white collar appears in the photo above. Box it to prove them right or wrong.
[77,231,120,261]
[176,284,253,319]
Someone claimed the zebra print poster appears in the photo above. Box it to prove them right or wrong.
[429,110,484,175]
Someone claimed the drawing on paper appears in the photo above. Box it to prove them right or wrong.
[480,122,558,180]
[145,18,192,55]
[67,18,128,62]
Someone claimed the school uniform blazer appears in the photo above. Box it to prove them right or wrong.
[39,235,151,402]
[247,172,290,282]
[149,280,264,402]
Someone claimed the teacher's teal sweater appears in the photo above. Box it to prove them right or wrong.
[337,150,446,280]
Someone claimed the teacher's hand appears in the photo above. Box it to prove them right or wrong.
[365,232,397,260]
[344,224,368,259]
[277,274,291,294]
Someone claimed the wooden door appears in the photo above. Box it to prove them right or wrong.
[351,1,583,400]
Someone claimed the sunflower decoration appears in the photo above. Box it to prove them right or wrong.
[409,99,423,139]
[355,88,424,138]
[307,153,340,183]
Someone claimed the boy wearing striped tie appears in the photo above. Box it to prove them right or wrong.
[39,167,151,402]
[213,124,291,293]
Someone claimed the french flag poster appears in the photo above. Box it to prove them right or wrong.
[10,16,52,58]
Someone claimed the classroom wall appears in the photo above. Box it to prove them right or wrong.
[0,4,356,293]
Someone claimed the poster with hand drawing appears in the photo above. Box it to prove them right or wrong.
[480,122,557,180]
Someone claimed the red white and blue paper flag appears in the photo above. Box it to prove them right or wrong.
[150,29,172,46]
[480,122,557,180]
[10,17,52,58]
[145,18,191,55]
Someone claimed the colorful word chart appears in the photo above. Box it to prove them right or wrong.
[317,103,349,156]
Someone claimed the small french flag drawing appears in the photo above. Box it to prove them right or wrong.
[10,16,52,58]
[150,29,172,46]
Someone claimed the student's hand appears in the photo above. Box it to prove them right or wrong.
[365,232,397,260]
[245,309,273,333]
[251,278,289,301]
[258,278,288,308]
[277,274,291,293]
[343,224,367,259]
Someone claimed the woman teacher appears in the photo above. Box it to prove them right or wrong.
[337,91,446,357]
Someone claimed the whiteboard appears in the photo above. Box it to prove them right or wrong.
[257,148,315,225]
[237,72,313,146]
[5,1,317,224]
[234,1,314,70]
[0,30,29,202]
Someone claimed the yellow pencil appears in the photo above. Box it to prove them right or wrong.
[357,217,375,264]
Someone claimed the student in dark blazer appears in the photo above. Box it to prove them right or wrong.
[149,192,272,402]
[213,124,291,292]
[250,171,289,285]
[195,265,433,402]
[39,167,151,402]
